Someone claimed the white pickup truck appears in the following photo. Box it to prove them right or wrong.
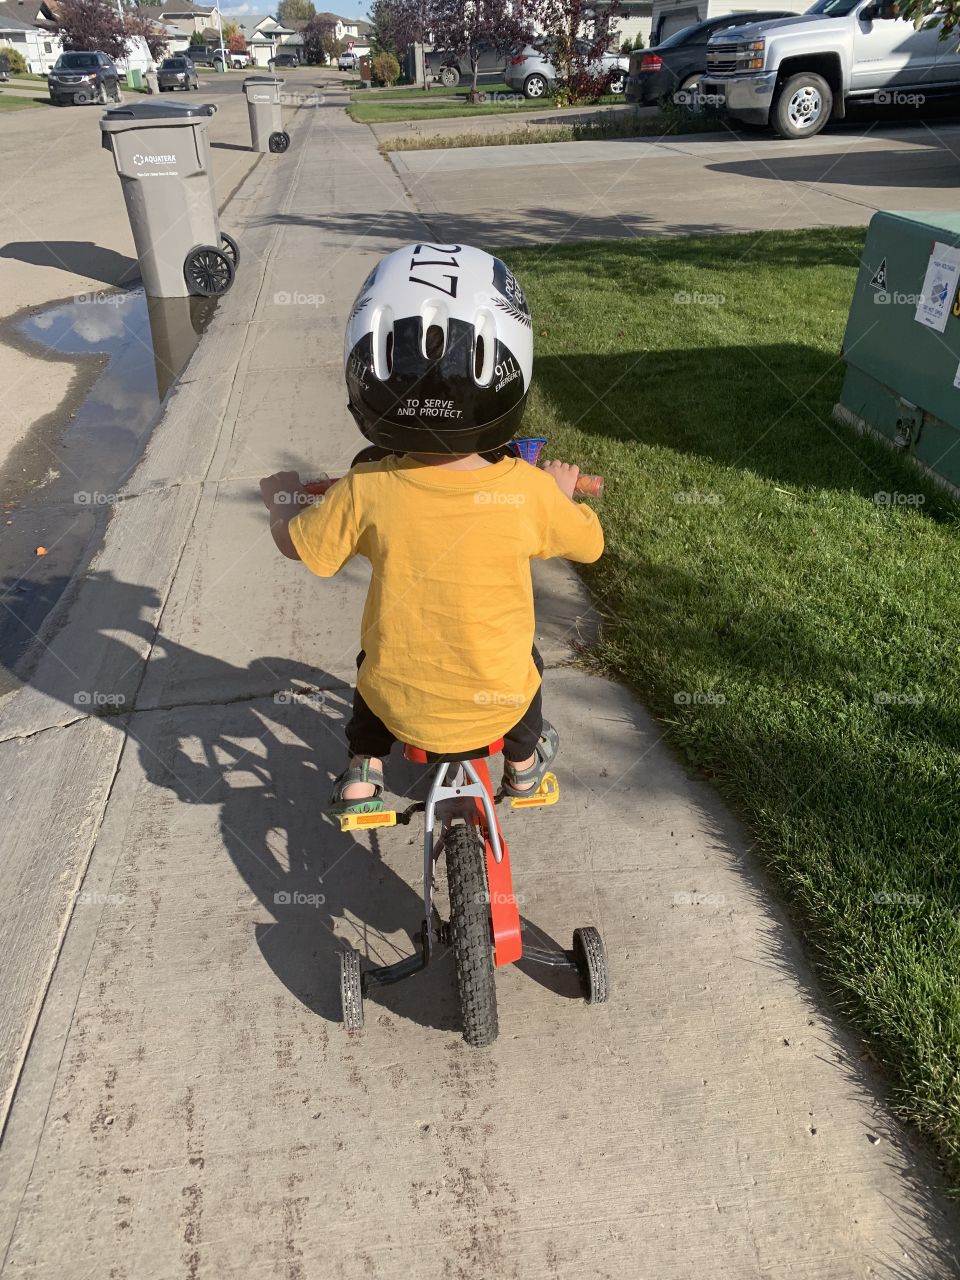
[701,0,960,137]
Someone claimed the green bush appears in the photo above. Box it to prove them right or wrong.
[0,45,28,75]
[370,51,400,86]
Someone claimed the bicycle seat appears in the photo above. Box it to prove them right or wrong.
[403,739,504,766]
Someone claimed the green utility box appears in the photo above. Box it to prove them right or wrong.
[835,211,960,493]
[126,68,144,89]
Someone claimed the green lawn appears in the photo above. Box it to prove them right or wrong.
[348,91,623,124]
[504,229,960,1188]
[0,93,45,110]
[382,105,715,150]
[350,80,512,100]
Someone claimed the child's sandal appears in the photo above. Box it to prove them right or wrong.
[328,759,385,816]
[502,722,560,798]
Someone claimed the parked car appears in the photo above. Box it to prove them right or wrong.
[338,51,357,70]
[269,53,300,68]
[47,51,122,105]
[425,43,506,87]
[157,56,200,91]
[702,0,960,137]
[229,51,251,68]
[626,12,793,107]
[505,42,629,99]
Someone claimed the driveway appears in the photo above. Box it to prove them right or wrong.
[387,119,960,245]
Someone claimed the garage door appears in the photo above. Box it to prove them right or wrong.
[660,9,701,39]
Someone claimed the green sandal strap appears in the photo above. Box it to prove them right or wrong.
[503,722,559,795]
[329,759,385,816]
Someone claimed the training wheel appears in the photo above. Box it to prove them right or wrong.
[269,130,290,153]
[572,926,609,1005]
[183,245,235,297]
[339,949,364,1030]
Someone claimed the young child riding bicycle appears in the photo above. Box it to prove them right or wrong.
[260,243,603,817]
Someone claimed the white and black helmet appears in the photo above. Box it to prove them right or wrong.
[344,243,534,454]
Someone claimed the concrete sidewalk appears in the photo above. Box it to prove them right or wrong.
[1,88,959,1279]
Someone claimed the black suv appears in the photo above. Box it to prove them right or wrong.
[48,51,122,105]
[270,53,300,68]
[626,12,792,106]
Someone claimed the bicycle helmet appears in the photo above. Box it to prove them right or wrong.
[344,243,534,454]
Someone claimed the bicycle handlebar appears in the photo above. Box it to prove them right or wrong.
[303,470,604,499]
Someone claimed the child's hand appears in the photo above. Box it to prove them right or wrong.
[259,471,305,511]
[541,460,581,502]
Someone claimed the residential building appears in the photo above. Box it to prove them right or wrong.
[649,0,807,43]
[0,0,60,72]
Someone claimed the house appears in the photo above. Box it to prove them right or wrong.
[313,11,371,55]
[0,0,60,72]
[222,13,302,66]
[594,0,654,49]
[649,0,808,44]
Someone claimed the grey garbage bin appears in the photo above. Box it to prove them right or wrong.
[242,76,290,153]
[100,99,239,299]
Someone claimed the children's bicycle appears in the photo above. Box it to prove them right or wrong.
[336,740,608,1047]
[306,438,609,1047]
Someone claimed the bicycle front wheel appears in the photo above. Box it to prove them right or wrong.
[445,824,498,1047]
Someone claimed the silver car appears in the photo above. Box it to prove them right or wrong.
[505,41,629,99]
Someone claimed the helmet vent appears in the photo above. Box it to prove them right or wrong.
[371,305,394,380]
[473,310,496,386]
[424,324,445,361]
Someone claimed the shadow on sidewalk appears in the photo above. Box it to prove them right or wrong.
[3,570,580,1035]
[0,240,140,288]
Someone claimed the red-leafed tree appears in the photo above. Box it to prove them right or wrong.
[899,0,960,38]
[385,0,433,88]
[531,0,623,103]
[56,0,126,61]
[228,30,247,53]
[430,0,532,95]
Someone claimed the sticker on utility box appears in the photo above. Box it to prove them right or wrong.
[953,358,960,391]
[869,259,887,292]
[915,242,960,334]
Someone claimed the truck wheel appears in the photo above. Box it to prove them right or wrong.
[772,72,833,139]
[439,65,460,87]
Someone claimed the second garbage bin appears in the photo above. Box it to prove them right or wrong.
[100,99,238,299]
[242,75,290,153]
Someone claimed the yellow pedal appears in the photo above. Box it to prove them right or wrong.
[510,771,560,809]
[339,810,397,832]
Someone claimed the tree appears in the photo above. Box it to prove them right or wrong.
[277,0,315,22]
[383,0,434,89]
[531,0,623,103]
[899,0,960,37]
[301,12,333,62]
[322,29,343,60]
[125,7,168,59]
[430,0,531,95]
[370,49,400,84]
[56,0,125,61]
[0,44,28,74]
[189,29,205,45]
[228,30,247,53]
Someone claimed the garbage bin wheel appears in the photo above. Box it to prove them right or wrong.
[184,246,235,297]
[268,130,290,153]
[219,232,240,270]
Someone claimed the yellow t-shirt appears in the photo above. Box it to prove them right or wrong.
[288,456,604,753]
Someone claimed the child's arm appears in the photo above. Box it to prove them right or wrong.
[537,460,604,564]
[259,471,307,561]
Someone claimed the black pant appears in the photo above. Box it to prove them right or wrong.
[345,648,544,763]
